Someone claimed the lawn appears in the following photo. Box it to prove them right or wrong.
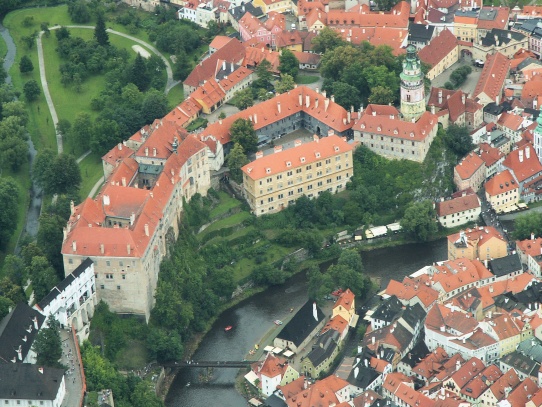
[199,211,251,238]
[295,74,319,85]
[186,117,208,132]
[78,152,104,199]
[209,191,242,219]
[232,243,291,282]
[167,82,184,108]
[115,339,149,370]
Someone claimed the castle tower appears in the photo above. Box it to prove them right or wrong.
[400,44,426,122]
[534,105,542,164]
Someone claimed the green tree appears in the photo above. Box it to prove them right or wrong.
[401,200,437,241]
[33,151,82,196]
[55,26,71,41]
[275,73,295,94]
[0,297,14,320]
[2,101,28,125]
[513,212,542,240]
[254,59,273,90]
[332,82,360,110]
[368,85,395,105]
[232,88,254,110]
[320,45,363,82]
[68,0,91,23]
[91,118,121,155]
[278,49,299,79]
[141,89,169,124]
[0,177,19,248]
[444,124,474,158]
[2,255,26,286]
[230,118,257,154]
[56,119,72,142]
[131,381,164,407]
[37,214,66,274]
[23,80,41,101]
[32,317,62,368]
[19,55,34,73]
[0,278,25,305]
[173,50,192,81]
[311,27,346,54]
[374,0,399,10]
[71,112,93,151]
[94,12,110,46]
[28,256,59,301]
[307,264,334,304]
[226,142,249,183]
[41,22,50,38]
[130,53,151,92]
[146,328,183,363]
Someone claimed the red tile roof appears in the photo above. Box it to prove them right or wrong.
[209,35,234,50]
[436,194,481,217]
[276,30,303,48]
[479,143,504,167]
[454,152,485,180]
[102,143,134,167]
[333,26,407,55]
[506,378,538,407]
[334,288,355,311]
[497,112,524,131]
[354,110,438,142]
[485,169,518,196]
[242,135,354,180]
[473,52,510,102]
[327,1,409,28]
[395,382,435,407]
[418,28,458,67]
[503,145,542,182]
[476,7,509,30]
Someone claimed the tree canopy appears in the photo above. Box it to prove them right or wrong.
[33,150,82,196]
[227,142,249,183]
[230,118,257,154]
[444,124,474,159]
[278,49,299,79]
[513,212,542,240]
[401,200,438,241]
[0,177,19,249]
[32,317,62,368]
[94,12,110,47]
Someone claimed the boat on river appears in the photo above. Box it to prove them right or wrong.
[224,325,233,332]
[274,320,283,325]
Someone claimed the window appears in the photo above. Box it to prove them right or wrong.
[119,261,123,267]
[100,285,105,289]
[68,259,73,264]
[277,174,282,180]
[318,181,323,186]
[267,177,272,183]
[308,185,313,190]
[287,171,293,176]
[288,191,294,196]
[106,261,111,267]
[122,275,126,280]
[327,179,332,184]
[316,162,322,167]
[117,285,121,290]
[278,194,284,199]
[296,168,302,174]
[306,165,312,170]
[268,197,274,203]
[325,159,331,164]
[336,156,340,161]
[298,188,303,193]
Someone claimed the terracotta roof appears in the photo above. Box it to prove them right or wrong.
[306,8,327,27]
[488,311,521,340]
[162,97,203,128]
[497,112,524,131]
[505,377,538,407]
[516,236,542,257]
[102,143,134,167]
[503,145,542,182]
[418,28,458,67]
[489,368,520,401]
[473,52,510,101]
[333,26,407,55]
[459,364,502,399]
[201,86,352,145]
[264,11,286,31]
[292,50,321,66]
[426,303,478,336]
[242,135,353,180]
[476,7,509,30]
[384,277,439,308]
[243,46,281,73]
[428,87,456,108]
[394,382,435,407]
[447,226,504,248]
[449,357,486,388]
[218,66,253,93]
[454,153,485,180]
[382,372,414,394]
[209,35,233,50]
[276,30,303,48]
[479,143,504,167]
[278,376,306,399]
[485,169,517,196]
[521,6,542,17]
[334,288,355,311]
[353,110,438,142]
[436,194,480,217]
[239,12,267,36]
[184,38,245,88]
[521,78,542,107]
[321,314,349,335]
[285,376,349,407]
[257,353,289,378]
[326,1,409,28]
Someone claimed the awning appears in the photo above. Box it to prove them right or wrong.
[244,371,259,386]
[249,398,263,406]
[264,345,274,352]
[272,347,283,354]
[283,350,295,358]
[349,314,360,328]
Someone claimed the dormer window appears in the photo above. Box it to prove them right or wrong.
[410,132,415,137]
[394,129,398,135]
[315,152,321,158]
[300,157,306,163]
[266,168,271,174]
[334,146,339,152]
[286,161,291,167]
[360,124,365,129]
[377,126,381,132]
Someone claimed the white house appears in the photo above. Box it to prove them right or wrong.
[436,193,481,228]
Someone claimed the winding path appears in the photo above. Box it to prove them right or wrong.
[36,25,180,155]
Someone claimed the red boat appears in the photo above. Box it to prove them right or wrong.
[224,325,233,332]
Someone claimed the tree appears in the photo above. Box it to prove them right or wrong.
[68,0,91,23]
[374,0,399,10]
[401,200,437,241]
[0,278,25,307]
[311,27,345,54]
[444,124,474,158]
[369,85,395,105]
[146,328,183,363]
[56,119,71,141]
[0,177,19,248]
[2,101,28,125]
[232,88,254,110]
[141,89,169,124]
[254,59,273,90]
[32,317,62,368]
[33,151,82,196]
[91,118,122,155]
[71,112,93,151]
[94,12,110,46]
[227,143,249,182]
[0,297,14,320]
[37,214,66,274]
[28,256,59,301]
[172,50,192,81]
[278,49,299,79]
[23,80,41,101]
[55,26,71,41]
[230,118,257,154]
[2,255,26,286]
[129,53,151,92]
[41,22,50,38]
[513,212,542,240]
[19,55,34,73]
[275,73,295,94]
[131,381,164,407]
[332,82,360,110]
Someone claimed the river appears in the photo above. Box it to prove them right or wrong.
[165,238,448,406]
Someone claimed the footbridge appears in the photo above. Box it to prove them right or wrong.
[164,360,254,368]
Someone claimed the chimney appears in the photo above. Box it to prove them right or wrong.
[294,139,302,147]
[306,95,310,108]
[331,95,335,103]
[532,233,535,240]
[456,359,461,371]
[322,90,326,98]
[223,60,226,70]
[431,105,436,114]
[103,195,110,206]
[144,224,149,237]
[32,316,38,330]
[312,302,318,322]
[254,114,257,124]
[127,244,131,255]
[313,134,319,142]
[274,145,283,153]
[145,147,149,157]
[122,177,126,187]
[519,149,524,163]
[372,336,375,345]
[70,200,75,215]
[72,241,77,252]
[118,143,122,150]
[462,93,466,105]
[526,146,531,159]
[17,345,22,360]
[324,98,330,111]
[38,367,44,374]
[231,62,234,73]
[100,243,104,254]
[438,90,442,104]
[364,358,368,367]
[63,227,67,241]
[299,93,303,106]
[277,101,281,113]
[315,98,319,109]
[316,87,319,94]
[153,147,157,157]
[256,151,264,159]
[347,111,351,123]
[354,366,359,378]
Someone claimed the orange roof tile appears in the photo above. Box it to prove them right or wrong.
[436,194,480,217]
[473,52,510,101]
[334,288,355,311]
[506,378,538,407]
[489,368,520,401]
[354,110,438,142]
[418,28,458,67]
[209,35,233,50]
[484,169,518,196]
[503,145,542,182]
[332,27,407,55]
[479,143,504,167]
[321,314,349,335]
[454,152,485,180]
[476,7,509,30]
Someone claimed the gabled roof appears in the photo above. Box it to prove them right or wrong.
[0,303,46,363]
[209,35,233,50]
[276,301,325,347]
[477,7,510,30]
[473,52,510,101]
[503,145,542,182]
[479,143,504,167]
[0,364,64,400]
[505,377,538,407]
[408,22,435,42]
[454,152,485,180]
[333,26,408,55]
[418,28,458,67]
[334,288,355,312]
[372,295,403,323]
[436,194,481,217]
[488,254,522,278]
[488,368,520,401]
[485,169,518,196]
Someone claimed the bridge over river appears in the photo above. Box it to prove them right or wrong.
[165,360,254,368]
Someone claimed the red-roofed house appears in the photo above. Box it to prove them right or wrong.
[333,288,357,327]
[485,169,520,212]
[332,26,408,56]
[62,126,212,321]
[428,87,484,130]
[473,52,510,106]
[479,368,520,407]
[502,145,542,197]
[251,352,299,397]
[479,142,505,179]
[501,377,538,407]
[242,135,354,215]
[454,152,486,192]
[447,226,507,261]
[497,111,528,143]
[521,77,542,109]
[418,28,459,80]
[436,193,481,228]
[516,236,542,277]
[284,375,352,407]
